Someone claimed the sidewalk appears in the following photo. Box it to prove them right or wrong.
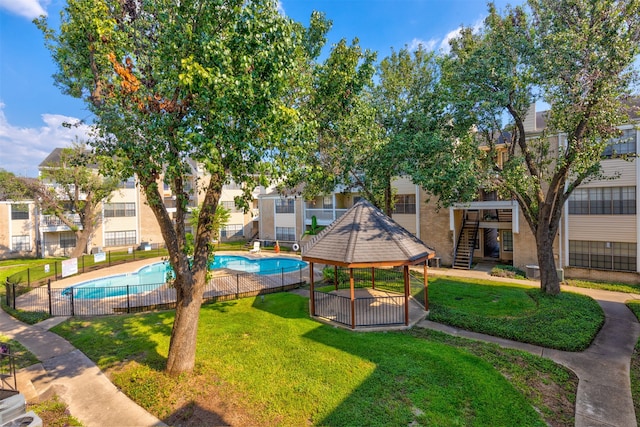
[424,265,640,427]
[1,276,166,427]
[3,261,640,426]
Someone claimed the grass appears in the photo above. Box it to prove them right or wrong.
[51,291,579,426]
[426,276,604,351]
[28,395,82,427]
[566,278,640,294]
[0,334,39,369]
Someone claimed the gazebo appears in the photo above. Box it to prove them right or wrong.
[302,200,436,329]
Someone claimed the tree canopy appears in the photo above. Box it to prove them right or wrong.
[408,0,640,294]
[38,0,329,374]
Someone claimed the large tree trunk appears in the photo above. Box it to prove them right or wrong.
[536,220,561,295]
[69,232,89,258]
[166,275,203,374]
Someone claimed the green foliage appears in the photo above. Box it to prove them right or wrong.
[566,278,640,294]
[28,395,83,427]
[53,293,572,426]
[491,264,527,280]
[1,303,50,325]
[304,215,324,236]
[38,0,330,372]
[321,266,349,285]
[406,0,640,293]
[428,277,604,351]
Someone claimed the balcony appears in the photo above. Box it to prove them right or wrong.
[40,214,83,231]
[305,208,348,225]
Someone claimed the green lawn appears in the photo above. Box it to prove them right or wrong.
[427,276,604,351]
[52,290,579,426]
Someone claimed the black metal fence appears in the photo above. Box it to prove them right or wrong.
[6,247,168,288]
[320,266,427,307]
[313,291,406,327]
[0,343,17,393]
[5,266,306,317]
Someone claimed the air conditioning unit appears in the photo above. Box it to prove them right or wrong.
[1,411,43,427]
[0,393,25,424]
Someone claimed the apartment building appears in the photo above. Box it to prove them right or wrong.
[260,103,640,282]
[0,151,263,259]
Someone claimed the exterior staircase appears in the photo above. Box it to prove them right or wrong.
[453,210,480,270]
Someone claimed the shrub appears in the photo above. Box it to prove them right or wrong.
[490,264,526,279]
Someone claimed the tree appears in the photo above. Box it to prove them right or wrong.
[288,38,383,209]
[38,0,327,374]
[33,144,120,257]
[185,204,230,256]
[411,0,640,294]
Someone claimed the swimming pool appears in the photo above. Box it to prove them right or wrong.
[62,262,171,299]
[63,255,307,299]
[211,255,307,274]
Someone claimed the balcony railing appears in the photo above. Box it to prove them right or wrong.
[41,214,82,229]
[305,208,348,223]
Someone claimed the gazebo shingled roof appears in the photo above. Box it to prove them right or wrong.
[301,199,435,267]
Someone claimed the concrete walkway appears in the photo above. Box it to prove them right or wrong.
[0,309,165,427]
[424,265,640,427]
[3,260,640,426]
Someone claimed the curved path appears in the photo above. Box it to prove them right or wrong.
[423,267,640,427]
[2,261,640,426]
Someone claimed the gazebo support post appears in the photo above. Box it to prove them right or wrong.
[423,261,429,310]
[404,265,409,326]
[371,267,375,290]
[350,268,356,329]
[334,265,338,291]
[310,262,315,316]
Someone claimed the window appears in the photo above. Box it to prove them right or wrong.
[220,224,243,239]
[12,235,30,251]
[393,194,416,214]
[603,128,637,157]
[104,203,136,217]
[118,177,136,189]
[275,199,295,214]
[501,231,513,252]
[105,230,136,246]
[568,187,636,215]
[221,201,240,212]
[276,227,295,241]
[60,232,76,249]
[569,240,636,272]
[11,205,29,220]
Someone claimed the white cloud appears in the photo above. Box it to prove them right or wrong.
[439,18,485,53]
[0,0,47,19]
[407,38,438,52]
[0,104,93,177]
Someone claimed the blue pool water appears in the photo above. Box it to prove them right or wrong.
[210,255,307,274]
[63,256,307,299]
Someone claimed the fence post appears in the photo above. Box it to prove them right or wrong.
[12,282,16,309]
[4,279,9,306]
[127,285,131,314]
[47,279,52,316]
[281,268,284,291]
[54,262,58,280]
[70,288,75,316]
[236,274,240,299]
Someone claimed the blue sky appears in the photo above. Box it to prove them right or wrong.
[0,0,518,177]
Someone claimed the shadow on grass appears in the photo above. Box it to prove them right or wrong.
[248,292,547,426]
